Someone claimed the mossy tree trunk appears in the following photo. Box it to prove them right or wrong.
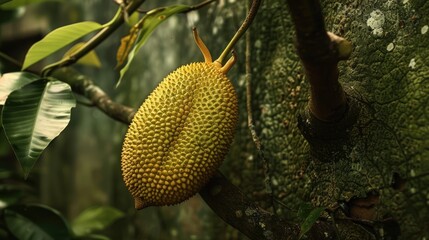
[223,0,428,239]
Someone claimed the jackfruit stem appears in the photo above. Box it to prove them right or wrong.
[215,0,261,65]
[192,27,213,63]
[220,50,237,74]
[134,197,147,210]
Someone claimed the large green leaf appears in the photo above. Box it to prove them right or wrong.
[1,0,62,9]
[0,72,40,105]
[22,21,102,70]
[1,79,76,178]
[117,4,193,84]
[3,204,72,240]
[71,206,124,236]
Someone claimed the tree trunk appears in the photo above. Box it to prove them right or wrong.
[224,0,428,239]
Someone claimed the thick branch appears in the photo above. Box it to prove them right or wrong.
[200,172,337,240]
[288,0,359,163]
[286,0,352,122]
[51,68,135,124]
[200,172,300,239]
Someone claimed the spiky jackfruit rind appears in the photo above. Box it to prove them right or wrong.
[121,62,238,209]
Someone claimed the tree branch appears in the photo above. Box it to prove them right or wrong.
[200,172,338,240]
[285,0,352,122]
[287,0,359,163]
[200,172,300,239]
[51,68,135,124]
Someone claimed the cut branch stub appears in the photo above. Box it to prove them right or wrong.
[286,0,352,122]
[304,32,352,123]
[286,0,360,163]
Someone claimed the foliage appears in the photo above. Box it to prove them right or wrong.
[1,75,75,178]
[3,204,74,240]
[71,206,125,236]
[297,203,325,239]
[2,204,124,239]
[0,165,124,239]
[21,21,102,70]
[116,4,199,84]
[0,0,211,178]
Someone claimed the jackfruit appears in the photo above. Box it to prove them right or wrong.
[121,30,238,209]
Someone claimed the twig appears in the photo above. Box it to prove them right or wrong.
[245,5,261,152]
[0,52,40,75]
[244,1,275,212]
[215,0,261,65]
[0,52,22,68]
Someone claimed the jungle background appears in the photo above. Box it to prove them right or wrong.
[0,0,428,239]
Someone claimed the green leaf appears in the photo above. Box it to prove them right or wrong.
[1,0,62,9]
[298,206,325,239]
[71,206,124,236]
[3,204,72,240]
[117,4,193,84]
[0,126,10,155]
[126,12,140,27]
[297,202,313,221]
[22,21,102,70]
[64,42,102,68]
[0,72,40,105]
[1,79,76,178]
